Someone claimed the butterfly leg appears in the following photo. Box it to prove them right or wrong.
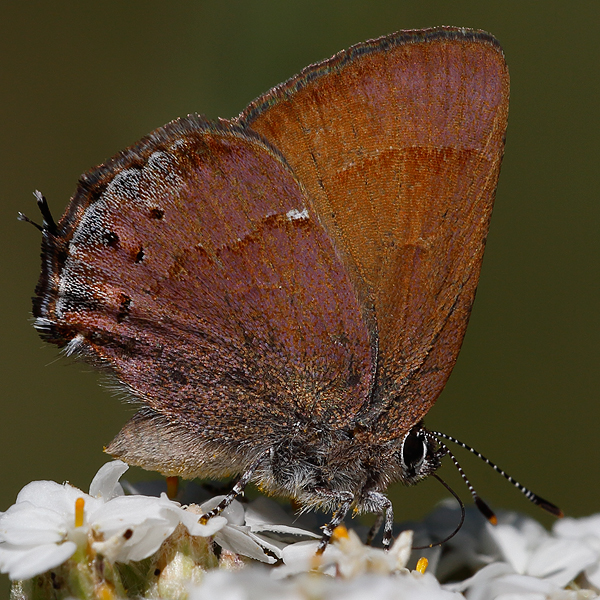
[315,490,354,554]
[363,491,393,549]
[366,512,384,546]
[199,454,265,523]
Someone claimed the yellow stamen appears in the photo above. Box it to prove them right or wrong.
[166,476,179,499]
[416,556,428,574]
[74,497,85,528]
[96,583,114,600]
[331,524,349,543]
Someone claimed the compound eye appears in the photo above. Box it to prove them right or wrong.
[401,429,427,474]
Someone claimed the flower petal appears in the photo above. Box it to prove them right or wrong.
[214,525,276,563]
[248,521,319,539]
[200,497,245,526]
[89,461,128,500]
[445,562,515,595]
[0,504,67,545]
[177,508,227,538]
[93,517,175,563]
[527,536,597,586]
[586,560,600,589]
[15,480,103,522]
[0,541,76,580]
[554,514,600,540]
[389,529,413,571]
[486,517,548,574]
[277,539,340,577]
[91,494,175,528]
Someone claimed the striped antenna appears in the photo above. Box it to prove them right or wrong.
[431,430,563,518]
[428,434,498,525]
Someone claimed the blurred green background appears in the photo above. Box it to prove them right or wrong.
[1,0,598,591]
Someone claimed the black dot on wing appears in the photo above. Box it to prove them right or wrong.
[135,247,145,263]
[171,369,188,385]
[117,295,132,323]
[347,373,361,387]
[150,208,164,220]
[102,231,120,247]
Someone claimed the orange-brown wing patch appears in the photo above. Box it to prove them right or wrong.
[239,28,509,434]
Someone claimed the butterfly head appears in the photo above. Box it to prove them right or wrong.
[397,425,446,486]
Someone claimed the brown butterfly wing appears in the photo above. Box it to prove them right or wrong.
[34,116,372,477]
[238,27,509,437]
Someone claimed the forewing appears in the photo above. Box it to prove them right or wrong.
[238,28,509,434]
[34,116,372,475]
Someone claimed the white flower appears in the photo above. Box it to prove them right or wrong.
[553,514,600,588]
[277,526,414,579]
[0,461,225,580]
[89,492,223,563]
[189,565,463,600]
[5,460,600,600]
[442,510,600,599]
[449,562,596,600]
[482,512,597,588]
[194,495,318,564]
[417,502,598,592]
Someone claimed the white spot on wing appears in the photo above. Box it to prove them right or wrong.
[285,208,309,221]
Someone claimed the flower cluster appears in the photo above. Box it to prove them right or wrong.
[0,462,598,599]
[0,461,225,581]
[402,500,600,599]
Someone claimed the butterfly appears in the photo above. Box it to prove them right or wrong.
[28,27,558,551]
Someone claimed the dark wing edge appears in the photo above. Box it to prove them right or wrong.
[238,27,503,129]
